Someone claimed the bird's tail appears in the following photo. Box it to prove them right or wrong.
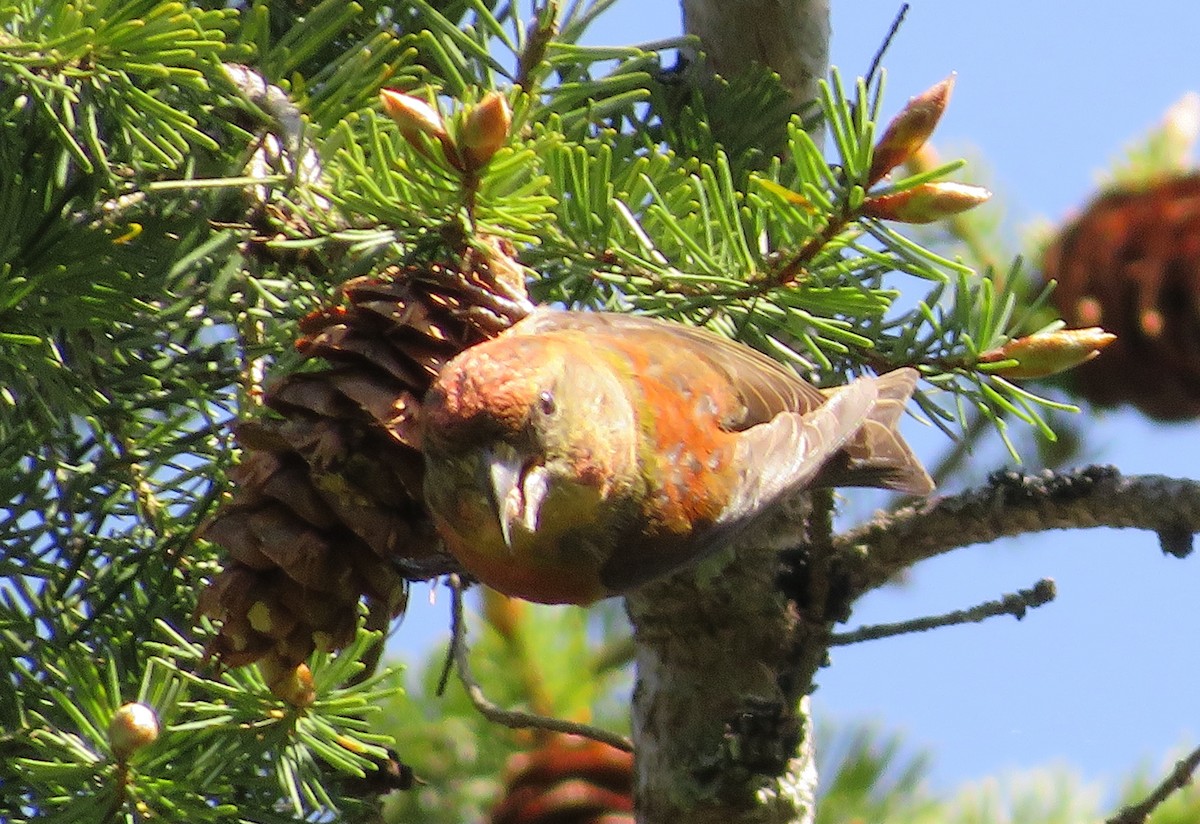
[818,368,934,495]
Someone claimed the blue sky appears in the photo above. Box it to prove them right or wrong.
[390,0,1200,795]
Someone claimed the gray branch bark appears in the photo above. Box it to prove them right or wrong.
[626,499,822,824]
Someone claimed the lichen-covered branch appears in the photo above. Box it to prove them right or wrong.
[834,467,1200,595]
[626,521,819,824]
[621,4,834,822]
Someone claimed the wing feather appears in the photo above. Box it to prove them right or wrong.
[693,377,877,553]
[512,309,824,425]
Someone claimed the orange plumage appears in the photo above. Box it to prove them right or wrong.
[421,310,932,604]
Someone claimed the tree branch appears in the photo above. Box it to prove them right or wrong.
[1106,744,1200,824]
[829,578,1056,646]
[833,467,1200,595]
[446,576,633,752]
[625,528,818,824]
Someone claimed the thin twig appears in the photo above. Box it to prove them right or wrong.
[1106,744,1200,824]
[480,589,556,716]
[446,576,634,752]
[863,4,909,91]
[834,467,1200,595]
[830,578,1056,646]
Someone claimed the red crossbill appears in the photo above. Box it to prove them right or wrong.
[421,311,933,604]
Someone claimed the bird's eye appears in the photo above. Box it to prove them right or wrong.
[537,390,556,416]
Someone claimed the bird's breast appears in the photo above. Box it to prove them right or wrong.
[610,347,741,537]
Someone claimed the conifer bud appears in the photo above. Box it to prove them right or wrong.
[861,181,991,223]
[979,328,1117,379]
[379,89,458,167]
[460,91,512,172]
[108,702,159,761]
[868,75,955,185]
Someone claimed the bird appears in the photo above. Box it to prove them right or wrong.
[420,310,933,605]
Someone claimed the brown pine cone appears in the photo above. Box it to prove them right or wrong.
[1043,173,1200,420]
[198,241,532,683]
[490,735,635,824]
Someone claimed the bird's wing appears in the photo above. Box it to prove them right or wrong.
[699,377,878,550]
[820,368,934,494]
[512,309,826,425]
[514,310,933,495]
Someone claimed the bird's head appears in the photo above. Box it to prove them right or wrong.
[421,333,637,555]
